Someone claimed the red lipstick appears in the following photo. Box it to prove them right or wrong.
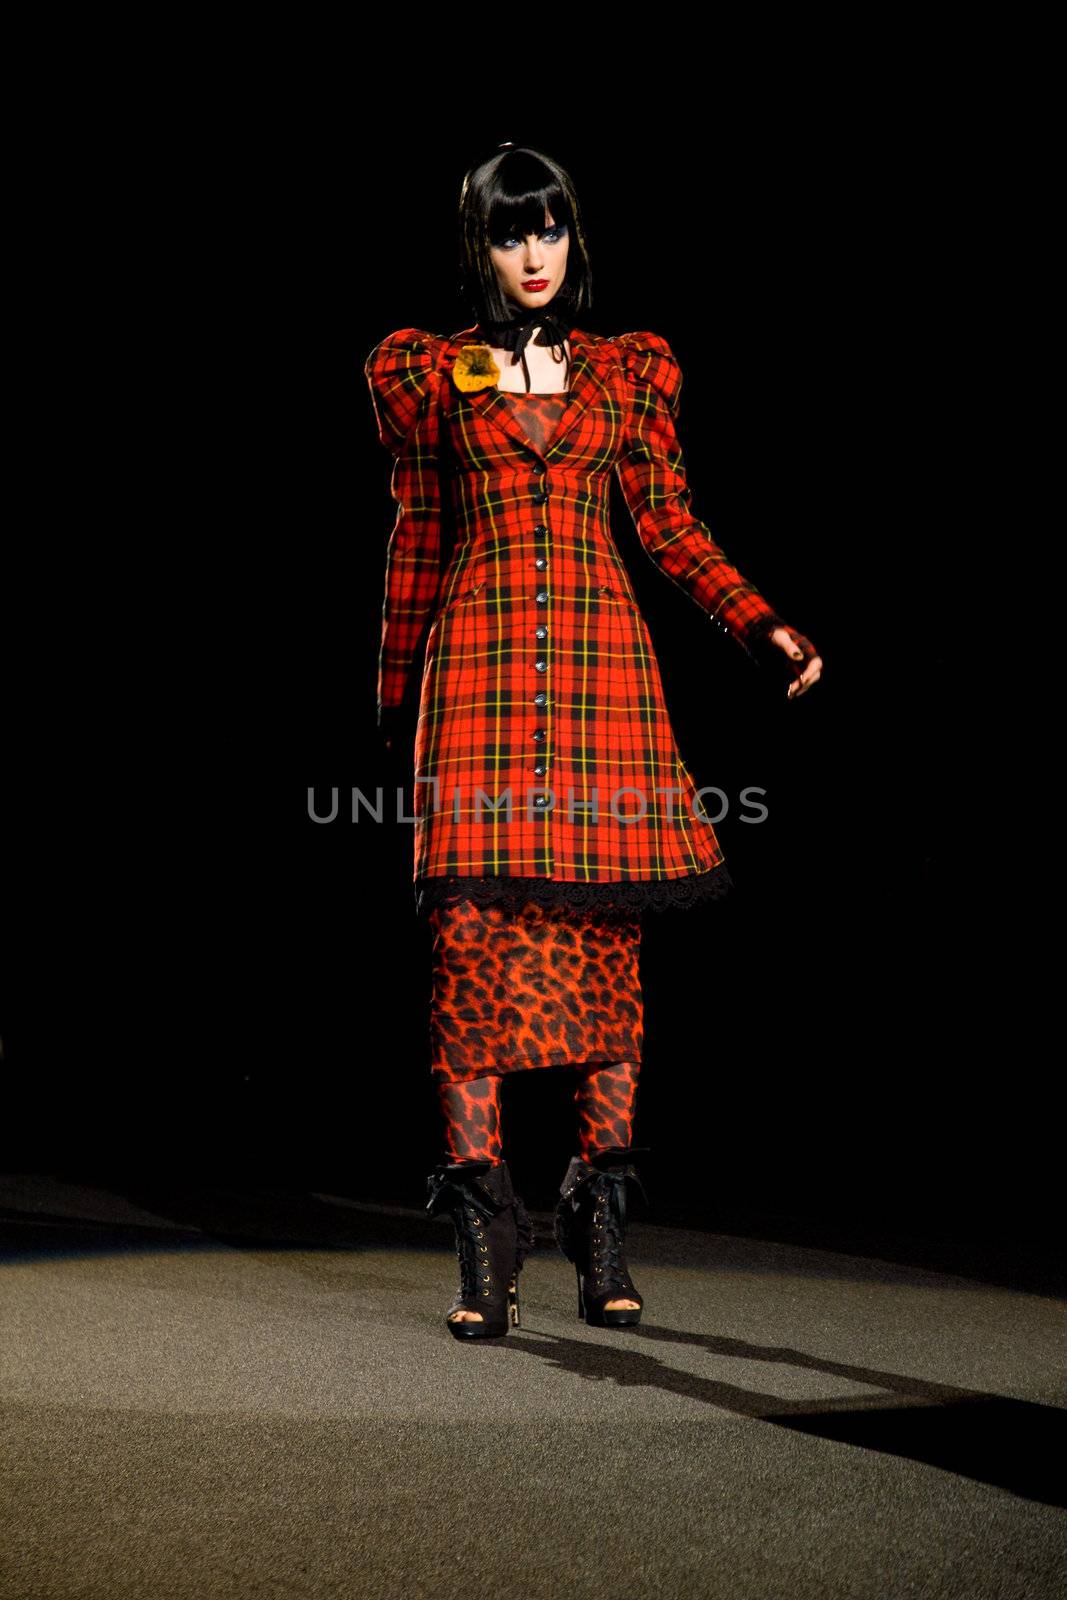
[521,279,549,290]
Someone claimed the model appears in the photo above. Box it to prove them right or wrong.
[364,143,823,1341]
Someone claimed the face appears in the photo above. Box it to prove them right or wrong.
[489,206,570,312]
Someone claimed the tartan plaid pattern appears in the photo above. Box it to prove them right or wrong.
[364,323,793,890]
[364,330,448,716]
[611,333,788,655]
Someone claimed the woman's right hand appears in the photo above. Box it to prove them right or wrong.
[378,705,415,758]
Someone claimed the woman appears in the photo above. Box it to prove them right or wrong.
[365,144,822,1341]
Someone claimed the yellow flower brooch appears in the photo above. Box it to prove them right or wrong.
[452,343,501,393]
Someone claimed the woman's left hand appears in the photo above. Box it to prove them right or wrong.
[768,625,823,700]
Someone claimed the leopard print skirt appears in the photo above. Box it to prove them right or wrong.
[428,895,644,1083]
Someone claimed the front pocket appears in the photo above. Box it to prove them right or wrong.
[429,578,486,628]
[595,579,641,613]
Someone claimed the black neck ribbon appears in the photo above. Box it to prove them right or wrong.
[476,291,574,393]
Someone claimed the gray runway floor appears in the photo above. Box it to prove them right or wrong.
[1,1176,1064,1599]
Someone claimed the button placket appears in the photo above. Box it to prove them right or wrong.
[532,478,549,805]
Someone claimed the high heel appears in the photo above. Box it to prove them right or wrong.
[425,1158,534,1340]
[554,1145,650,1328]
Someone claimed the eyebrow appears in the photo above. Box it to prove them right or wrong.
[500,221,567,238]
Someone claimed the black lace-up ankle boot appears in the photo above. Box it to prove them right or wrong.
[554,1145,651,1328]
[425,1158,535,1340]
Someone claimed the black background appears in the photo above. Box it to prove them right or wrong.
[8,89,1040,1279]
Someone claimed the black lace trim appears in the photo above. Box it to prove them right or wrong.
[414,862,734,917]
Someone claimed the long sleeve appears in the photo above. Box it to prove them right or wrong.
[364,328,446,722]
[612,330,789,662]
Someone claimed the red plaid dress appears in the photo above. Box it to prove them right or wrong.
[365,323,817,921]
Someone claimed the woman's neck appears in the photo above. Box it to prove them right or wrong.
[492,338,571,395]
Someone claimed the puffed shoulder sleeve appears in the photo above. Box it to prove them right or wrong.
[364,328,446,456]
[612,328,811,667]
[615,329,684,415]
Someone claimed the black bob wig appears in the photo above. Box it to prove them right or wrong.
[457,144,594,326]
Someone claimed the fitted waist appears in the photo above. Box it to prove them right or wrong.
[435,535,640,615]
[449,470,610,512]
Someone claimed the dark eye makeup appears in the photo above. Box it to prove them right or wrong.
[495,224,568,249]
